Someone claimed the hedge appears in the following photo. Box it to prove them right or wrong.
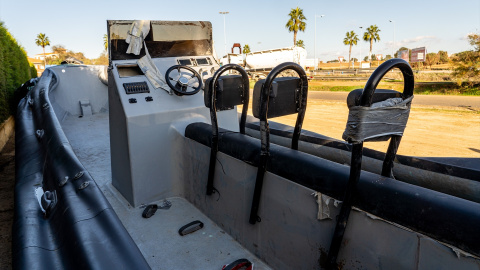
[0,21,37,123]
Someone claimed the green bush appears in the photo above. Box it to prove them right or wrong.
[0,21,36,123]
[30,63,37,78]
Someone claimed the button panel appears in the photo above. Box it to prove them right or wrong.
[123,82,150,94]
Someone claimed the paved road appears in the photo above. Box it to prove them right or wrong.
[308,91,480,109]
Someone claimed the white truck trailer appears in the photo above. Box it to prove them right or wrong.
[219,46,307,79]
[245,46,307,79]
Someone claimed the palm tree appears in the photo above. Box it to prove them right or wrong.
[363,25,381,63]
[285,7,307,46]
[243,44,251,54]
[103,34,108,51]
[296,39,305,48]
[343,31,359,69]
[35,33,50,67]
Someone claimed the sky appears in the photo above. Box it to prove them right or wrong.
[0,0,479,62]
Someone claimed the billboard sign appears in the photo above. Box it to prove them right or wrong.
[361,62,370,68]
[398,50,409,62]
[411,47,426,62]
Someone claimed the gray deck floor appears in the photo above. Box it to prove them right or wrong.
[61,112,270,269]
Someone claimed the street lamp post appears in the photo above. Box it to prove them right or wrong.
[219,11,229,57]
[314,14,325,71]
[389,20,395,57]
[359,26,363,69]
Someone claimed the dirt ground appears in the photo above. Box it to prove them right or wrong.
[0,133,14,270]
[241,100,480,158]
[280,101,478,158]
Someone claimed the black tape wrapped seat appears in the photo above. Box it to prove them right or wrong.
[326,58,415,268]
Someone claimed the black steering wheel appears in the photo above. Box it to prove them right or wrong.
[165,65,203,96]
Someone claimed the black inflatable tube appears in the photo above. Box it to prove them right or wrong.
[244,119,479,182]
[185,122,480,257]
[14,70,150,269]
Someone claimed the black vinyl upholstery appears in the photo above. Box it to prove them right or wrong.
[14,71,150,269]
[204,75,245,111]
[252,77,301,118]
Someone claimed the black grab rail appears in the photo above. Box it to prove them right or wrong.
[249,62,309,224]
[361,58,414,178]
[206,64,250,195]
[326,59,415,269]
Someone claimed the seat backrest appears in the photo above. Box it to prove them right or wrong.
[203,64,250,196]
[252,63,308,151]
[248,62,308,224]
[252,77,302,118]
[343,59,414,144]
[346,88,403,108]
[204,64,250,134]
[204,75,245,111]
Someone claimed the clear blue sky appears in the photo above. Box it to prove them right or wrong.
[1,0,478,61]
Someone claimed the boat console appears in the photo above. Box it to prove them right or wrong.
[107,20,239,206]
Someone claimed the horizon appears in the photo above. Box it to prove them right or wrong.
[1,0,478,61]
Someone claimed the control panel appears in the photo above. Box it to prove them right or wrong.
[123,81,150,94]
[111,56,219,114]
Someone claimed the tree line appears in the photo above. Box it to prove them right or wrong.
[46,45,108,66]
[452,34,479,84]
[0,21,37,123]
[36,33,108,66]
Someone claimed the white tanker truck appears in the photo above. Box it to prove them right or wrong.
[245,46,306,69]
[219,46,307,79]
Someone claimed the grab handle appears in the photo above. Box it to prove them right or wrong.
[360,58,414,107]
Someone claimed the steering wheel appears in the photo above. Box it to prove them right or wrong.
[165,65,203,96]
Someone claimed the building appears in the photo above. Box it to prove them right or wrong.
[28,57,44,77]
[33,52,59,61]
[29,52,59,76]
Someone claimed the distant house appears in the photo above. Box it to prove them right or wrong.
[28,57,44,77]
[33,52,59,61]
[30,52,59,76]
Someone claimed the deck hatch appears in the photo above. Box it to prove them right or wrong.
[117,64,144,77]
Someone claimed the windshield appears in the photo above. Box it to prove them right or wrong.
[108,20,213,61]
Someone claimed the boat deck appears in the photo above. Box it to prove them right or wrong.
[61,112,270,269]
